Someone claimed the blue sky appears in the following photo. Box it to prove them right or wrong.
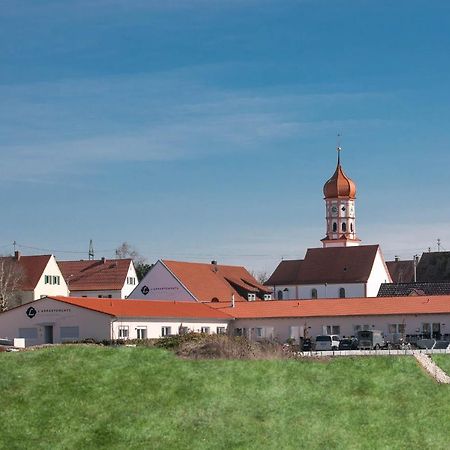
[1,0,450,272]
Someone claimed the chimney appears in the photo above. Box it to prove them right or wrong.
[211,260,218,272]
[14,251,21,261]
[394,255,400,262]
[231,294,235,308]
[101,257,106,264]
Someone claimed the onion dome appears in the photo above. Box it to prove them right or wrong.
[323,149,356,199]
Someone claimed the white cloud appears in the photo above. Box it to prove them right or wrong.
[0,69,392,182]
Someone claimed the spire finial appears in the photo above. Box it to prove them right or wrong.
[336,132,342,165]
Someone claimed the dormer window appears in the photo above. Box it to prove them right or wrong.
[264,294,272,301]
[248,293,256,301]
[311,288,318,299]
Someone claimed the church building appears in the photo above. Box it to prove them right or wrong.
[266,147,392,299]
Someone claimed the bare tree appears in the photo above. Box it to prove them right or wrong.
[114,242,152,281]
[0,257,24,312]
[250,270,269,285]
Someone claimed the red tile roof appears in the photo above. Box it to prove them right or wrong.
[267,245,380,286]
[162,260,271,303]
[58,259,132,291]
[0,254,52,291]
[210,295,450,319]
[49,296,233,320]
[265,260,304,286]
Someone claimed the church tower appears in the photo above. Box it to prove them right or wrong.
[321,147,361,248]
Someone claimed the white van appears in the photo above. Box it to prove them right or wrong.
[315,335,340,351]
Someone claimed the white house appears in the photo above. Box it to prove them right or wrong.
[129,259,272,303]
[58,258,138,299]
[0,252,69,308]
[0,296,232,345]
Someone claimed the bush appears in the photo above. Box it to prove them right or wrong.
[174,334,288,360]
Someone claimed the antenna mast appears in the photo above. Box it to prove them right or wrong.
[437,238,441,252]
[88,239,95,260]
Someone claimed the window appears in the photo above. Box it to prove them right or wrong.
[179,326,189,335]
[388,324,406,335]
[44,275,60,285]
[18,328,38,339]
[127,277,136,285]
[332,222,337,232]
[354,324,370,333]
[342,222,347,232]
[201,327,210,334]
[118,326,129,339]
[324,325,340,335]
[277,290,283,300]
[216,326,226,334]
[311,288,318,299]
[136,327,147,339]
[235,328,247,337]
[350,223,354,232]
[247,293,256,301]
[255,327,264,339]
[161,326,171,337]
[60,326,79,339]
[264,294,272,301]
[339,288,346,298]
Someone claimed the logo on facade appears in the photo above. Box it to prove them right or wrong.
[26,306,37,319]
[141,285,150,295]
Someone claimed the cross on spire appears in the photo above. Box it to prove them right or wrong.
[336,133,342,165]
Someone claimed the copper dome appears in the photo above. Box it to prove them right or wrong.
[323,155,356,199]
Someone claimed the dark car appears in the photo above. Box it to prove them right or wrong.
[339,337,359,350]
[301,338,313,351]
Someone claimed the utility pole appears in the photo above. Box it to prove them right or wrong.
[88,240,95,260]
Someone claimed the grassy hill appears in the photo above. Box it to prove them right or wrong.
[1,346,449,449]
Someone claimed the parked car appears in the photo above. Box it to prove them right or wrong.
[357,330,386,350]
[315,335,340,351]
[339,337,359,350]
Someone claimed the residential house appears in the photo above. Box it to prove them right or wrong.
[58,258,138,299]
[0,252,69,308]
[129,259,272,303]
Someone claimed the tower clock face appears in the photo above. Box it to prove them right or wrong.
[331,206,338,215]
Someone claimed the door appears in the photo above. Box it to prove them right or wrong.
[44,326,54,344]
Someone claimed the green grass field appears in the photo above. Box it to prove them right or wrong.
[1,346,449,450]
[432,354,450,375]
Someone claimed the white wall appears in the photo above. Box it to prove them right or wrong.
[0,297,111,345]
[69,290,122,299]
[128,260,196,301]
[112,318,230,339]
[272,283,365,300]
[366,249,392,297]
[233,313,450,343]
[121,261,139,298]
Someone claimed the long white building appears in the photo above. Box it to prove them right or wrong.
[0,295,449,346]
